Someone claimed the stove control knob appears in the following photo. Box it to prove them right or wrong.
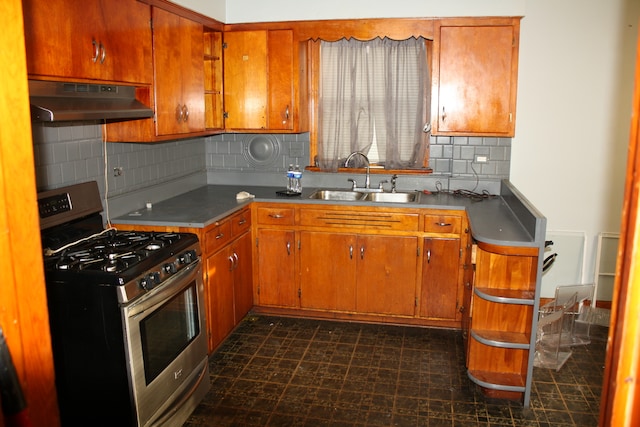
[164,262,177,274]
[140,272,161,290]
[179,250,197,264]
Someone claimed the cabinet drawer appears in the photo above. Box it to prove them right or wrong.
[205,220,233,253]
[300,209,419,231]
[256,207,295,225]
[231,208,252,235]
[424,214,462,234]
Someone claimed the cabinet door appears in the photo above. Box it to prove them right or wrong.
[153,7,204,135]
[23,0,151,84]
[299,231,357,311]
[355,235,418,316]
[223,31,268,129]
[233,232,253,322]
[256,229,298,307]
[434,21,518,136]
[207,247,235,351]
[267,30,294,130]
[421,237,461,320]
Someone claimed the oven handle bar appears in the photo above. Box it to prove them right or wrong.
[125,259,201,318]
[148,360,208,427]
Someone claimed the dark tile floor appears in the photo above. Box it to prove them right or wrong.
[184,315,607,426]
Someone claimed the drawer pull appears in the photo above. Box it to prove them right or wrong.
[238,218,247,225]
[269,213,284,219]
[216,233,224,240]
[435,222,452,227]
[427,249,431,263]
[286,241,291,256]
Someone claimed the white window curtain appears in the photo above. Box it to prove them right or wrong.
[318,37,430,171]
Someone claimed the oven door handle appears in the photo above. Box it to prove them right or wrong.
[126,260,202,319]
[148,360,208,427]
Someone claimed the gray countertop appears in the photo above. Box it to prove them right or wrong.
[111,184,541,248]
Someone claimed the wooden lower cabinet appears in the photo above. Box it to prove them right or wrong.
[299,231,418,316]
[299,231,357,311]
[420,237,461,320]
[466,243,539,406]
[354,234,418,316]
[256,228,298,307]
[206,231,252,350]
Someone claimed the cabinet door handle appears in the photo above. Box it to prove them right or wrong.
[283,105,290,124]
[228,255,234,271]
[349,245,353,259]
[427,249,431,263]
[99,42,106,64]
[92,39,100,63]
[360,246,365,260]
[232,252,239,270]
[442,106,447,122]
[286,241,291,256]
[176,104,184,122]
[183,105,189,122]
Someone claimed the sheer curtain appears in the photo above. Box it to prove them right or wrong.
[318,37,429,171]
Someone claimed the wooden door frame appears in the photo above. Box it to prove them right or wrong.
[599,21,640,427]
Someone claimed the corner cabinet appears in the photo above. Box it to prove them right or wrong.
[223,29,308,132]
[432,17,521,136]
[105,6,221,142]
[22,0,152,85]
[466,241,539,406]
[419,212,472,328]
[152,7,205,136]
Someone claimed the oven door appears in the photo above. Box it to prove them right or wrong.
[123,259,209,427]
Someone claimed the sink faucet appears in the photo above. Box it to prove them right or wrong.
[344,151,370,189]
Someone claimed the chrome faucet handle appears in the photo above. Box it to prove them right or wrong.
[377,180,388,190]
[390,174,398,193]
[347,178,358,190]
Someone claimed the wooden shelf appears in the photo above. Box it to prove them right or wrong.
[467,370,526,393]
[474,287,535,305]
[470,329,530,349]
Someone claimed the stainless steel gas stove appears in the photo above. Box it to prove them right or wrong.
[38,181,209,427]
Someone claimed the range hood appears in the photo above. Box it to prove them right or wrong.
[29,80,154,122]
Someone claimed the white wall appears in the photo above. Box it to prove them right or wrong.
[178,0,640,284]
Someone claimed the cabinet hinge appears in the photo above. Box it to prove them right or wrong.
[223,111,229,119]
[417,247,420,257]
[257,285,260,295]
[415,297,418,307]
[459,249,463,258]
[222,42,228,49]
[255,237,259,247]
[298,288,301,298]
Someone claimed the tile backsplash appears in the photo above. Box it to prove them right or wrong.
[30,122,511,215]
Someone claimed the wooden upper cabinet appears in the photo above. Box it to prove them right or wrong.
[22,0,152,84]
[153,7,205,136]
[432,18,520,136]
[223,29,303,132]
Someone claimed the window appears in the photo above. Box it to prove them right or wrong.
[314,37,430,172]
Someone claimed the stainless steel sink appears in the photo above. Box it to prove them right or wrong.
[363,191,419,203]
[308,189,419,203]
[307,190,367,201]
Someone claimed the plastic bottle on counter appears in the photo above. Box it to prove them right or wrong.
[287,164,294,192]
[293,165,302,193]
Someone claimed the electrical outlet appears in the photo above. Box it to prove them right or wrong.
[113,167,123,177]
[474,155,488,163]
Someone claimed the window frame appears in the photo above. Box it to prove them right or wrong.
[306,31,434,175]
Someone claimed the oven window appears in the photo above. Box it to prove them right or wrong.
[140,281,200,385]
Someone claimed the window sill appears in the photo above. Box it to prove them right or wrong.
[304,166,433,175]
